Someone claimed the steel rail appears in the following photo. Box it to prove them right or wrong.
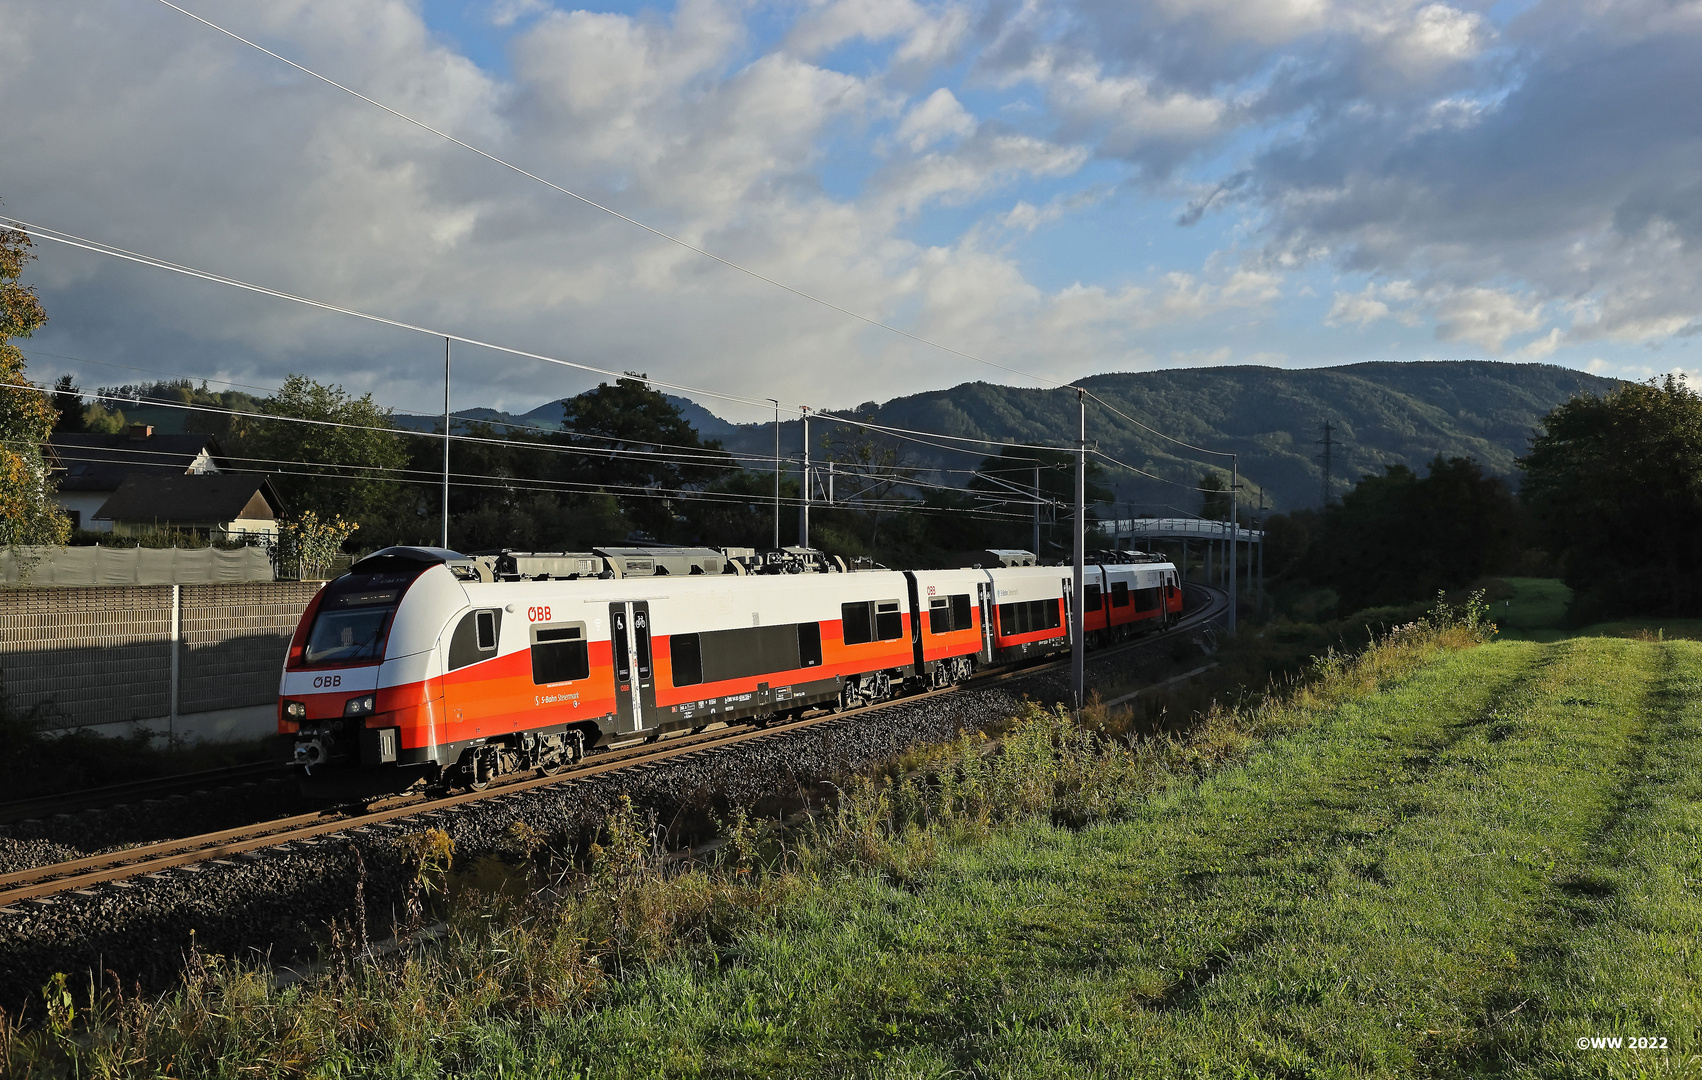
[0,588,1227,910]
[0,762,287,826]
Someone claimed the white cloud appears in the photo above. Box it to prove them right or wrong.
[0,0,1283,419]
[895,88,976,151]
[786,0,969,67]
[1432,288,1544,352]
[1324,281,1423,328]
[487,0,551,28]
[1514,327,1565,360]
[876,133,1089,215]
[1326,290,1392,327]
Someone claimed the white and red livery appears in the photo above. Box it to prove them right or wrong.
[278,546,1182,794]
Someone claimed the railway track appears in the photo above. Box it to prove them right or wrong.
[0,761,287,827]
[0,586,1228,911]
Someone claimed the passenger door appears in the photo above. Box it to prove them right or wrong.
[977,581,995,662]
[608,601,655,734]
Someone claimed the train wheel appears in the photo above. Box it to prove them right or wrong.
[537,743,568,776]
[464,749,492,792]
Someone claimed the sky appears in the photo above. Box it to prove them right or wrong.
[1,0,1699,423]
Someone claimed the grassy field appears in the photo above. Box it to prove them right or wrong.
[9,618,1701,1077]
[537,637,1700,1077]
[1494,576,1702,643]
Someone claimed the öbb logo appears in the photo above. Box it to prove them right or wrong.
[528,606,552,622]
[312,675,342,689]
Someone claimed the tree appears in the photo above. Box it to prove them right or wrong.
[1520,375,1702,620]
[280,511,359,580]
[0,225,70,546]
[814,425,918,551]
[1199,472,1232,521]
[96,378,262,439]
[1292,455,1521,611]
[558,375,734,541]
[227,374,410,538]
[51,375,85,434]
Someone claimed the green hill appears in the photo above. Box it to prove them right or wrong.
[720,361,1619,514]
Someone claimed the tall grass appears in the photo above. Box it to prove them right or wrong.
[0,597,1495,1077]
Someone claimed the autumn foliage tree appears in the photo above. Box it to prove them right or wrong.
[0,225,70,546]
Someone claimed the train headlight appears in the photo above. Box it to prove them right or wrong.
[283,699,307,721]
[343,693,377,718]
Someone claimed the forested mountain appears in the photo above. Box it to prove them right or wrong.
[721,361,1620,514]
[397,361,1618,515]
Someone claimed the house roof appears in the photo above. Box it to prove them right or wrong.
[48,431,222,492]
[94,474,284,524]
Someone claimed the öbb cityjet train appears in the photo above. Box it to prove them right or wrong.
[278,545,1182,797]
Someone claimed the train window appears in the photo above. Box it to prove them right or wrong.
[306,608,393,666]
[694,624,803,681]
[798,622,822,667]
[1136,587,1160,613]
[929,594,975,633]
[671,633,703,687]
[1085,585,1102,611]
[448,609,503,671]
[530,625,589,684]
[997,602,1019,635]
[1033,598,1061,631]
[876,601,904,641]
[633,608,652,679]
[929,596,951,634]
[1111,582,1130,608]
[612,610,630,681]
[842,602,874,645]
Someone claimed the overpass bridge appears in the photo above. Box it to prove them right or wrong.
[1102,517,1264,611]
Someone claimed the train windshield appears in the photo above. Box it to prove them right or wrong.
[301,573,413,666]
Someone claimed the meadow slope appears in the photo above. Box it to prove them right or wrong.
[9,631,1698,1078]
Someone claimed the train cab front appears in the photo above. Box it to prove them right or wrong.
[279,546,457,800]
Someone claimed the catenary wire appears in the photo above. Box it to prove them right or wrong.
[20,343,1045,494]
[1089,446,1217,492]
[44,383,1007,499]
[27,386,1055,514]
[6,217,1076,465]
[37,437,1046,516]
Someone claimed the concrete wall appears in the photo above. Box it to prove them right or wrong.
[0,581,323,737]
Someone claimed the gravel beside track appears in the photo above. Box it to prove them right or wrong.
[0,779,302,871]
[0,628,1209,1009]
[0,680,1035,1006]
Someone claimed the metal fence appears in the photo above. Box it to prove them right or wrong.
[0,582,323,732]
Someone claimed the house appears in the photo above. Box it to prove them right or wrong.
[48,425,222,532]
[93,473,286,541]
